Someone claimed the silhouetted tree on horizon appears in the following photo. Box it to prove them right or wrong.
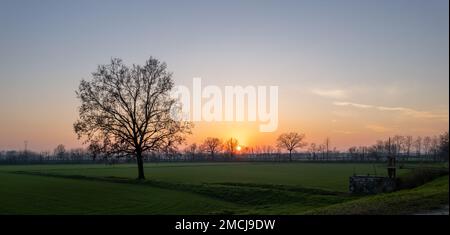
[308,143,318,160]
[200,137,222,160]
[74,57,191,179]
[185,143,198,161]
[439,131,449,161]
[414,136,422,157]
[54,144,66,159]
[405,135,413,160]
[276,132,307,162]
[225,138,239,159]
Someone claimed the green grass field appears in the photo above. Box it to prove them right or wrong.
[0,162,447,215]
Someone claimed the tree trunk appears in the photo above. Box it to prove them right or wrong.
[289,150,292,162]
[136,151,145,180]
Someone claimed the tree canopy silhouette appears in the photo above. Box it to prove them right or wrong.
[225,138,239,158]
[74,57,191,179]
[277,132,307,161]
[200,137,222,160]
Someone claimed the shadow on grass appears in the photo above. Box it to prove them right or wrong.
[212,182,346,196]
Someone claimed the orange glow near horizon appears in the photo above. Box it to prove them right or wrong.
[184,105,449,152]
[0,105,447,152]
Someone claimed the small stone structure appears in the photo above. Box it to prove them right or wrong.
[349,175,396,194]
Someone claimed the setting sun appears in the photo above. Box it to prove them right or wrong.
[236,145,242,152]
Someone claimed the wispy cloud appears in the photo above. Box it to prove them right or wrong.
[311,89,348,99]
[333,101,373,109]
[333,101,449,120]
[375,106,447,119]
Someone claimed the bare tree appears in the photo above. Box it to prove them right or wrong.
[70,148,85,161]
[413,136,422,157]
[225,138,239,158]
[276,132,307,162]
[439,131,449,161]
[54,144,66,159]
[332,147,339,155]
[423,136,432,157]
[262,145,275,156]
[358,146,367,161]
[405,135,413,159]
[40,150,50,160]
[200,137,222,160]
[308,143,318,160]
[87,141,103,161]
[374,140,385,156]
[74,57,191,179]
[430,136,439,161]
[318,144,326,160]
[162,138,180,161]
[392,135,405,157]
[185,143,197,161]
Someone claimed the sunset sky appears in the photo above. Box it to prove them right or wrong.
[0,0,448,152]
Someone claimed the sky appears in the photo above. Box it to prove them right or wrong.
[0,0,448,152]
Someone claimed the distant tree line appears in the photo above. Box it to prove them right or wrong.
[1,131,448,164]
[347,132,449,162]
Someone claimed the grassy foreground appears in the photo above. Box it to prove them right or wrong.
[0,163,447,215]
[0,162,412,191]
[306,175,449,215]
